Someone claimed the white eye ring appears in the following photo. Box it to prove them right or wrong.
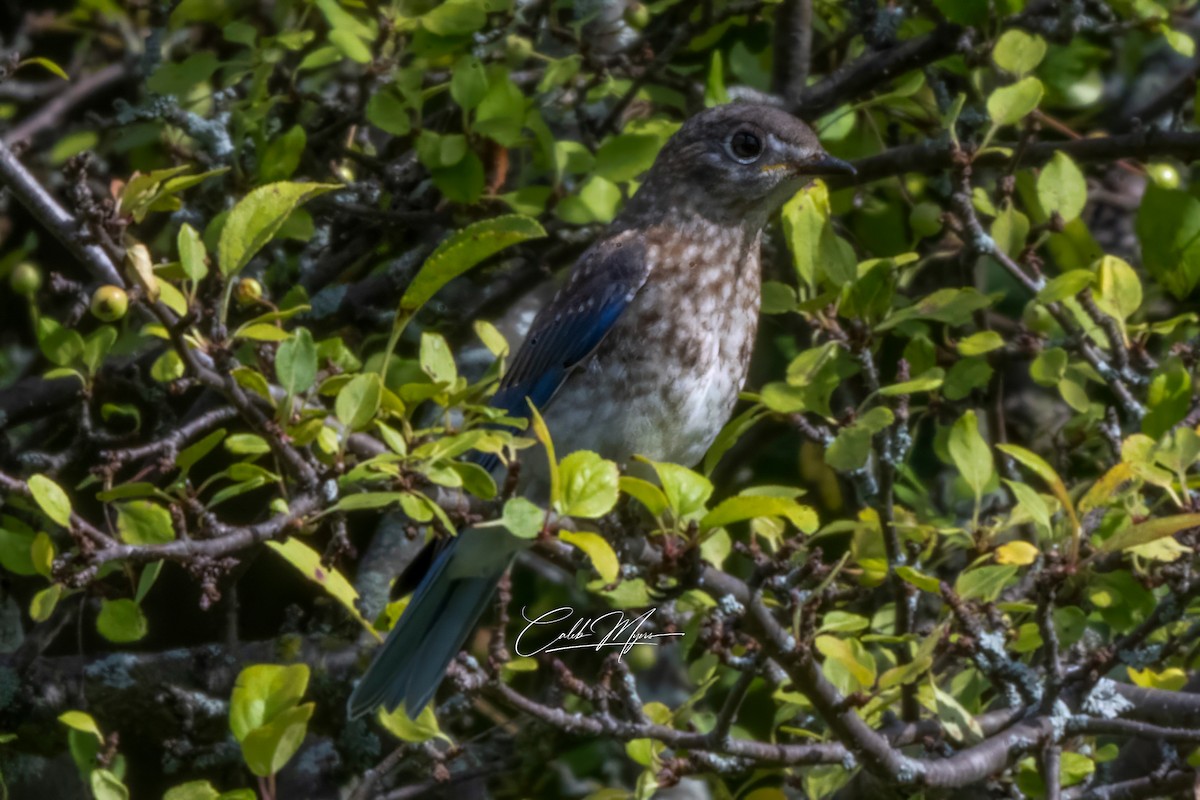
[726,130,764,164]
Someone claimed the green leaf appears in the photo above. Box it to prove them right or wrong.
[1096,513,1200,554]
[236,323,291,342]
[997,444,1077,535]
[700,495,818,532]
[163,781,221,800]
[336,373,383,432]
[1031,347,1068,385]
[948,410,994,500]
[135,560,163,603]
[594,134,662,183]
[1135,183,1200,299]
[151,351,186,382]
[559,530,620,584]
[276,328,318,398]
[704,50,728,107]
[0,517,37,576]
[990,204,1030,258]
[266,539,377,637]
[314,0,375,40]
[259,126,307,183]
[500,497,544,539]
[332,492,407,512]
[1143,357,1192,438]
[177,428,227,471]
[392,216,545,337]
[58,710,103,741]
[219,182,338,277]
[993,30,1047,75]
[641,460,713,520]
[1093,255,1142,327]
[527,403,559,506]
[824,407,894,472]
[1037,152,1087,222]
[451,56,489,110]
[421,0,487,35]
[957,331,1004,356]
[90,769,130,800]
[878,368,945,396]
[28,474,72,527]
[782,186,856,288]
[229,663,310,742]
[116,500,176,545]
[1038,269,1095,303]
[82,326,117,376]
[96,598,148,643]
[147,52,219,96]
[240,702,313,777]
[31,531,54,577]
[377,703,452,744]
[955,565,1018,601]
[1006,479,1053,536]
[987,76,1044,127]
[419,332,458,384]
[995,540,1039,565]
[366,85,412,136]
[876,287,992,330]
[619,477,668,517]
[556,176,621,224]
[30,583,62,622]
[896,566,941,593]
[815,634,876,691]
[329,28,371,63]
[18,56,69,80]
[556,451,619,519]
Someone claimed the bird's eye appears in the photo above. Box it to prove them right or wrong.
[728,130,763,162]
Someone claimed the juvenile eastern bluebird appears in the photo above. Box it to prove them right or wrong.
[347,103,855,719]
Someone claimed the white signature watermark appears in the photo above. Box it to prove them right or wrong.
[514,606,685,660]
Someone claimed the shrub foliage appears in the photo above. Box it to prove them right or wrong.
[2,1,1200,798]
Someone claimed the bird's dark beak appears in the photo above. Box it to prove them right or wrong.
[797,153,857,177]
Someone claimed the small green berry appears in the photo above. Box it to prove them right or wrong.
[10,263,41,296]
[1147,162,1181,190]
[910,202,943,239]
[91,285,129,322]
[235,277,264,305]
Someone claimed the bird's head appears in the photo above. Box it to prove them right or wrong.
[628,103,855,227]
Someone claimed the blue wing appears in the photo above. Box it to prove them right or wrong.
[489,234,650,421]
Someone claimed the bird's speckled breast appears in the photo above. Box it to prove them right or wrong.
[540,219,762,472]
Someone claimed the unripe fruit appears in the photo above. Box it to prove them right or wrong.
[624,2,650,29]
[504,34,533,63]
[1147,162,1181,190]
[10,262,41,296]
[910,202,943,239]
[236,277,264,305]
[91,285,129,321]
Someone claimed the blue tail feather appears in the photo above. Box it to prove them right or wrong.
[347,533,510,719]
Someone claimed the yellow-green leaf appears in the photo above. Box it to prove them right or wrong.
[1097,513,1200,554]
[559,530,620,584]
[28,474,72,528]
[987,76,1044,127]
[266,539,379,638]
[556,451,619,519]
[219,182,338,277]
[58,710,103,742]
[995,540,1039,566]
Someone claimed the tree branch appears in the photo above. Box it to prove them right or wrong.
[0,138,124,285]
[792,24,971,119]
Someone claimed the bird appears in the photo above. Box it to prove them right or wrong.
[346,102,855,720]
